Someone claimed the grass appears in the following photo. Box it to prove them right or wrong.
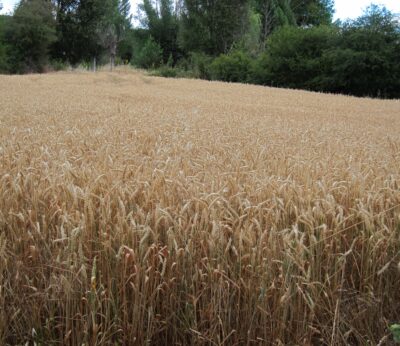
[0,69,400,345]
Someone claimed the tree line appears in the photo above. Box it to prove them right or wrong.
[0,0,399,98]
[0,0,131,73]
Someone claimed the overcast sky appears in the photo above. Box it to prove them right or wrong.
[1,0,400,21]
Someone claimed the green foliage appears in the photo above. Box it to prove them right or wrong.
[151,64,193,78]
[128,27,150,64]
[179,0,251,55]
[239,10,262,55]
[0,43,8,73]
[99,0,131,43]
[254,25,334,88]
[152,65,178,78]
[0,15,10,73]
[319,5,400,97]
[139,0,181,63]
[169,52,212,79]
[253,0,296,48]
[52,0,107,64]
[5,0,56,73]
[390,324,400,343]
[134,37,163,69]
[185,52,213,79]
[291,0,335,26]
[96,0,132,69]
[1,0,398,99]
[51,0,81,64]
[253,5,400,98]
[117,32,135,63]
[50,59,68,71]
[52,0,131,66]
[210,50,253,83]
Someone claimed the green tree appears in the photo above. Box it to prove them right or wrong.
[138,0,180,62]
[97,0,132,70]
[117,26,138,63]
[239,9,262,54]
[127,27,151,64]
[254,25,335,88]
[254,5,400,98]
[6,0,56,73]
[52,0,131,68]
[75,0,109,68]
[179,0,251,55]
[290,0,334,26]
[0,15,11,72]
[254,0,296,49]
[320,5,400,97]
[210,50,253,83]
[52,0,83,65]
[134,36,163,68]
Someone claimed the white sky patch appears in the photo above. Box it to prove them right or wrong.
[334,0,400,20]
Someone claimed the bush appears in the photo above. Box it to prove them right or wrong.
[152,65,179,78]
[209,50,253,83]
[50,59,68,71]
[5,0,56,73]
[151,64,194,79]
[253,25,335,89]
[134,37,163,69]
[0,43,9,73]
[253,5,400,98]
[318,5,400,98]
[188,52,213,79]
[0,15,10,73]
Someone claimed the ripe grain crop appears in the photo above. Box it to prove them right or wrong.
[0,70,400,345]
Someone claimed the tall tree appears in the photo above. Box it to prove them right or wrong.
[98,0,132,70]
[0,14,10,72]
[254,0,296,49]
[290,0,334,26]
[75,0,109,67]
[139,0,180,62]
[320,5,400,97]
[6,0,56,73]
[52,0,80,64]
[52,0,132,68]
[179,0,251,55]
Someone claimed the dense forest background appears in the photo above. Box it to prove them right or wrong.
[0,0,399,98]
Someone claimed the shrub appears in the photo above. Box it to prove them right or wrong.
[253,5,400,98]
[184,52,213,80]
[50,59,68,71]
[152,65,179,78]
[391,325,400,343]
[134,37,163,69]
[209,50,253,83]
[253,25,335,89]
[0,15,10,73]
[318,5,400,98]
[4,0,56,73]
[0,43,9,73]
[151,65,194,79]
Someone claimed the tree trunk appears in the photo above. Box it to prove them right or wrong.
[110,54,115,71]
[261,2,273,50]
[93,56,96,72]
[110,41,117,72]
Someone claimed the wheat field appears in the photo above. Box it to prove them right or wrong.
[0,70,400,345]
